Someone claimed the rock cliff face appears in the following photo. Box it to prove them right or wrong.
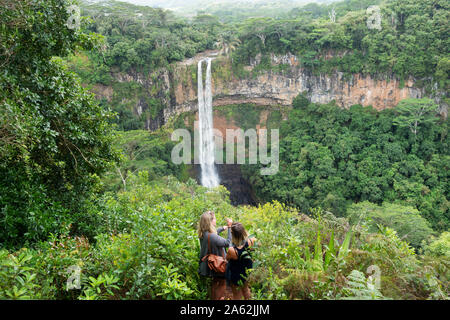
[90,69,172,131]
[93,50,437,131]
[166,51,425,122]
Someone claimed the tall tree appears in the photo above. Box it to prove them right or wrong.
[214,32,241,57]
[393,99,439,140]
[0,0,119,247]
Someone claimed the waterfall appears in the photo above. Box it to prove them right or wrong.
[198,58,220,188]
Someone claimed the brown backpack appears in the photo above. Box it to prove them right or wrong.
[201,233,227,275]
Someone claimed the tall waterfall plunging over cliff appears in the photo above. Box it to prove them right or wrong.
[198,58,220,188]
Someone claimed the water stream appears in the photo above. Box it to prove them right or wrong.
[198,58,220,188]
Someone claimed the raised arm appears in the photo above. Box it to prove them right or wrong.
[210,228,231,248]
[217,218,233,234]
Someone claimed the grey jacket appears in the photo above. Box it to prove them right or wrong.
[198,227,231,277]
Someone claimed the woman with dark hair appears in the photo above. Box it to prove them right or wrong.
[197,210,233,300]
[226,222,256,300]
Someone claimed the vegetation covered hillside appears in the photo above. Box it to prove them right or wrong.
[242,98,449,233]
[68,0,449,131]
[88,0,334,22]
[0,174,448,299]
[232,0,449,87]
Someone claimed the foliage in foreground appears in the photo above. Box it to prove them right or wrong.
[0,0,120,248]
[0,175,447,300]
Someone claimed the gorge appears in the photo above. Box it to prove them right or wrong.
[92,50,446,134]
[90,50,446,204]
[3,0,448,301]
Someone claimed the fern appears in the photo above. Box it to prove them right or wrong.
[341,270,388,300]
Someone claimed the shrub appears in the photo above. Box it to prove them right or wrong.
[292,93,310,109]
[346,202,435,249]
[425,232,450,259]
[0,175,447,300]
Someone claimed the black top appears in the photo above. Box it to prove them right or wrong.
[226,240,253,286]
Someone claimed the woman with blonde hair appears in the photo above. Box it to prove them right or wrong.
[226,222,256,300]
[198,210,232,300]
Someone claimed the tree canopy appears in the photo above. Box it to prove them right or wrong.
[0,0,119,247]
[242,97,449,232]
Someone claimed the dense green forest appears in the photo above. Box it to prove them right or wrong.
[242,98,449,234]
[233,0,449,83]
[223,0,448,93]
[68,0,449,130]
[114,0,333,22]
[79,0,449,82]
[0,0,448,300]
